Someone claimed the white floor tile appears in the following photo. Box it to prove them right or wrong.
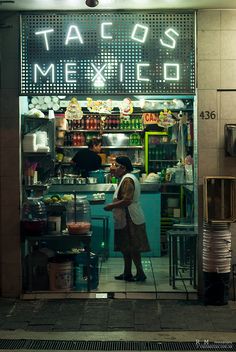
[95,256,197,294]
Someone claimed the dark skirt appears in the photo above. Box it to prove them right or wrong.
[114,214,150,253]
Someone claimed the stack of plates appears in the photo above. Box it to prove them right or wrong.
[23,133,37,152]
[29,96,60,112]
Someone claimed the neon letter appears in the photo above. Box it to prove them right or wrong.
[34,64,55,83]
[35,29,54,51]
[91,63,106,82]
[101,22,113,39]
[65,63,77,83]
[131,24,149,43]
[164,63,180,81]
[119,63,124,82]
[65,25,83,45]
[160,28,179,49]
[137,63,150,81]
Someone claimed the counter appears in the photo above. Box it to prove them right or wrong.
[47,182,192,194]
[48,183,161,194]
[47,183,161,257]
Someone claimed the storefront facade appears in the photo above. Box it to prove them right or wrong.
[0,8,236,298]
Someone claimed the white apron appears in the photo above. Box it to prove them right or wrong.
[112,173,145,230]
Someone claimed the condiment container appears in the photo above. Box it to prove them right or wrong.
[66,196,91,235]
[21,197,47,236]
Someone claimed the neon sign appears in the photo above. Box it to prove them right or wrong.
[21,12,195,94]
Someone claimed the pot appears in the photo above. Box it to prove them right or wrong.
[89,169,105,183]
[75,177,86,185]
[51,177,62,185]
[87,177,98,184]
[63,177,74,185]
[104,173,111,183]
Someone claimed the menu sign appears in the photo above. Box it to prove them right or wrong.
[20,12,195,95]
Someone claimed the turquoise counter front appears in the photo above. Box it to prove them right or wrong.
[48,184,161,257]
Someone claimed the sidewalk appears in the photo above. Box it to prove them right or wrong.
[0,298,236,332]
[0,299,236,351]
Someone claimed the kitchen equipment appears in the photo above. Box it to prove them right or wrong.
[104,172,111,183]
[51,177,62,185]
[102,133,129,146]
[87,177,98,184]
[89,170,106,183]
[74,177,86,185]
[63,174,77,184]
[63,177,74,185]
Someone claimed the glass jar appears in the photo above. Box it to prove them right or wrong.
[66,195,91,235]
[21,197,47,236]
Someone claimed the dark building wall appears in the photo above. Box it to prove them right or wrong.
[0,13,21,297]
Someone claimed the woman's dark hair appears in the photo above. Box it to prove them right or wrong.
[116,156,133,172]
[87,137,102,149]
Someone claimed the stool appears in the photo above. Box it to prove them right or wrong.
[168,230,197,289]
[91,215,109,262]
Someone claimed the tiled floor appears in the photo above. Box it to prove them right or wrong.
[97,256,197,294]
[22,255,198,299]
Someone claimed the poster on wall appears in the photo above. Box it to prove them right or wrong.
[20,12,195,95]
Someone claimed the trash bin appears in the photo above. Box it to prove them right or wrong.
[203,272,230,305]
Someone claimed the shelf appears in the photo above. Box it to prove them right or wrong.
[59,146,88,149]
[102,146,143,149]
[63,109,193,116]
[102,163,143,167]
[23,152,51,156]
[55,162,143,167]
[148,143,177,145]
[65,129,144,133]
[149,159,178,162]
[22,115,51,121]
[25,232,92,241]
[59,146,143,149]
[24,184,50,191]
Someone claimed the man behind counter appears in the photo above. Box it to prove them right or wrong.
[71,137,102,177]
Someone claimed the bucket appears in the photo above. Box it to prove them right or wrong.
[48,260,73,291]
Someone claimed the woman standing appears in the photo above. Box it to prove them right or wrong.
[104,156,150,282]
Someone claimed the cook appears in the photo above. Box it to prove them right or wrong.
[71,137,102,178]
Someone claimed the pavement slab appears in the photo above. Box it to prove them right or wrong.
[0,298,235,333]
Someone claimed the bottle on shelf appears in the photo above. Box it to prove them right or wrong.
[56,163,63,181]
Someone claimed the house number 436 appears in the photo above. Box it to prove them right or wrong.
[200,111,216,119]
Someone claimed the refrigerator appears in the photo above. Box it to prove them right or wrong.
[144,131,178,175]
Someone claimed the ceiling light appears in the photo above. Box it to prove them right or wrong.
[85,0,99,7]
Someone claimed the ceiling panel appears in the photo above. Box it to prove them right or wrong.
[1,0,236,11]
